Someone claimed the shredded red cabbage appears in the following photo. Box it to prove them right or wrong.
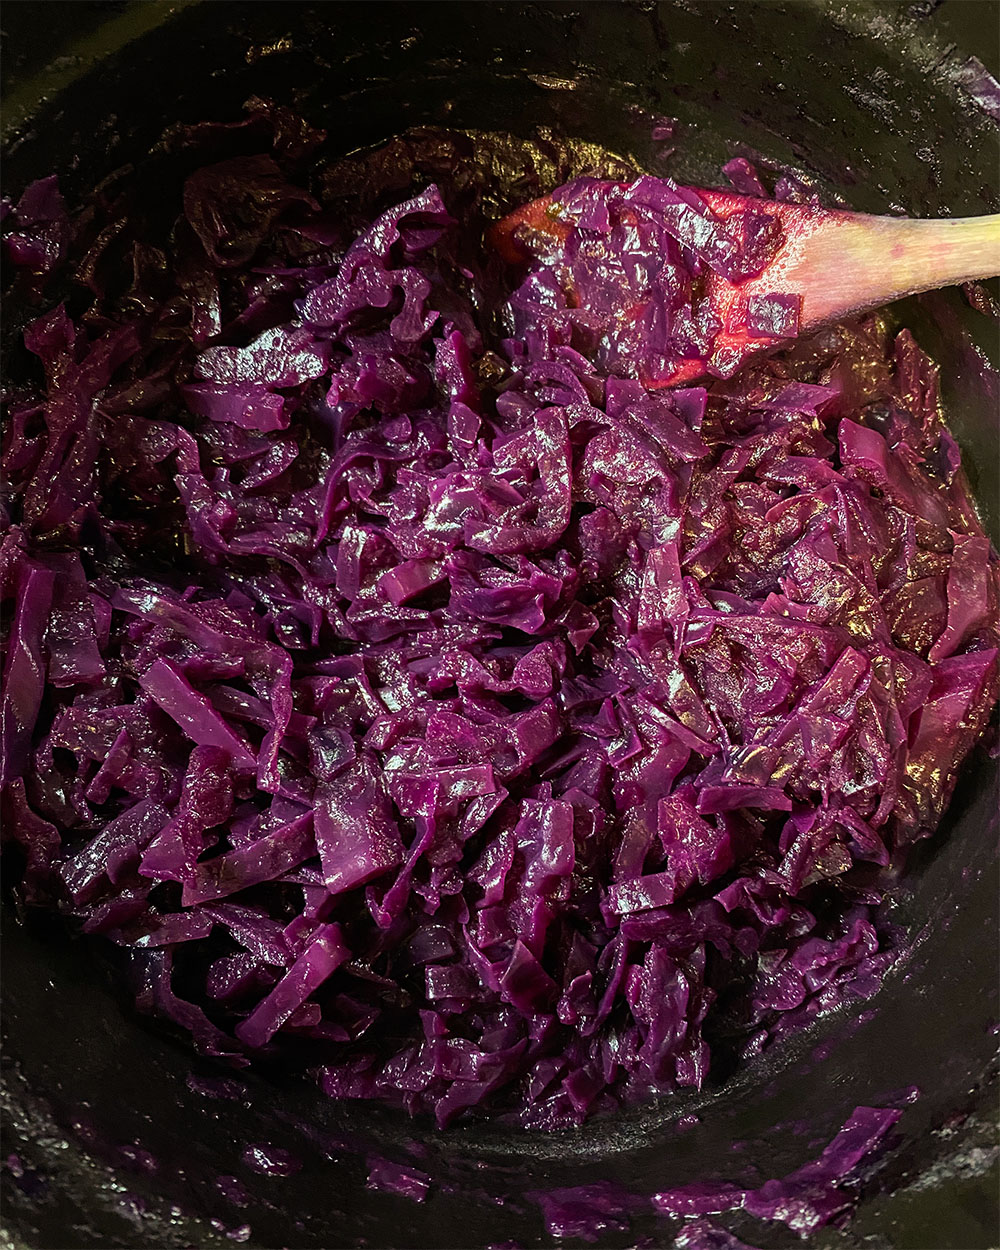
[2,107,997,1131]
[499,174,788,383]
[652,1104,902,1237]
[366,1157,432,1204]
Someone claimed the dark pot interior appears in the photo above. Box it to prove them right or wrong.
[2,3,998,1247]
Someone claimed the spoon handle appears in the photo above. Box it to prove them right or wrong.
[796,211,1000,329]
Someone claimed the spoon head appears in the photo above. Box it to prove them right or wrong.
[491,182,839,386]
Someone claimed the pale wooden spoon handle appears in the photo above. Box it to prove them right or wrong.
[794,212,1000,330]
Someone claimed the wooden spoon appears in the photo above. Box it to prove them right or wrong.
[493,187,1000,385]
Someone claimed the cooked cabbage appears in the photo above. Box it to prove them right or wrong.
[2,107,997,1135]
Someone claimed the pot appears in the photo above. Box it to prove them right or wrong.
[2,3,998,1247]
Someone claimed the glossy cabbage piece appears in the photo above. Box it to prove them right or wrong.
[652,1105,901,1232]
[2,111,998,1141]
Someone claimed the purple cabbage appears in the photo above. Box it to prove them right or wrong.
[530,1182,631,1242]
[366,1157,432,1203]
[2,110,997,1130]
[652,1104,902,1236]
[501,175,790,383]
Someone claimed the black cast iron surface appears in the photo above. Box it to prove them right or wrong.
[2,3,998,1248]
